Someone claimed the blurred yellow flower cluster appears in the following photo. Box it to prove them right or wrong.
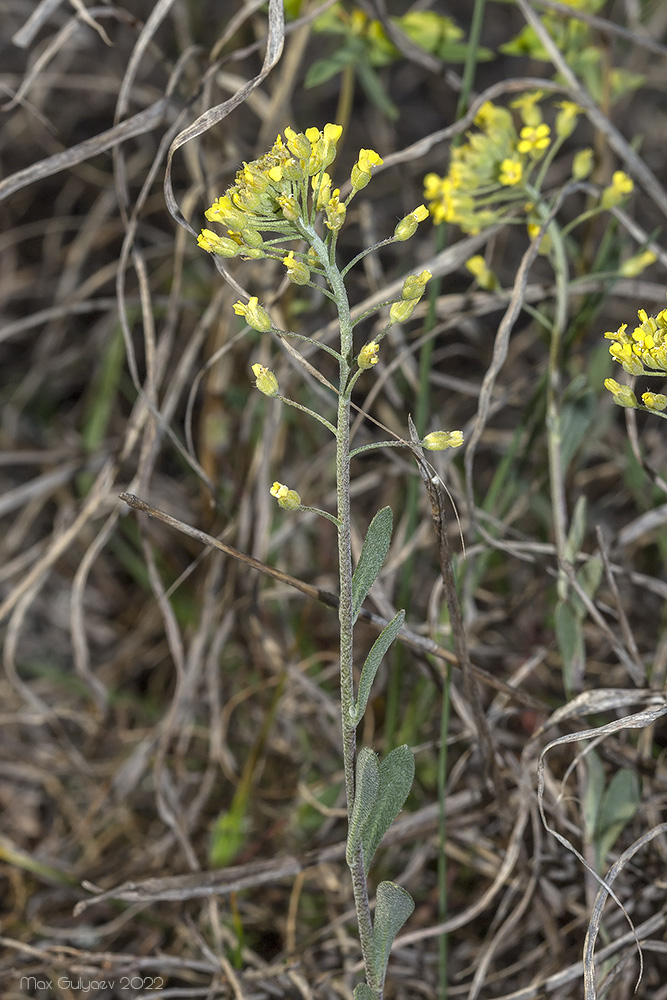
[422,93,586,235]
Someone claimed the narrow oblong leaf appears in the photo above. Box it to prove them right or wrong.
[372,881,415,989]
[361,744,414,875]
[595,768,641,868]
[351,506,393,623]
[352,610,405,726]
[353,985,376,1000]
[346,748,379,866]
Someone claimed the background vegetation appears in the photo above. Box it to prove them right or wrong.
[1,1,667,998]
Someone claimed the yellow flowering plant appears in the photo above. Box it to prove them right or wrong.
[198,124,462,1000]
[604,305,667,419]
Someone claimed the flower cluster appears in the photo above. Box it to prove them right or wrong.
[197,124,345,260]
[423,93,564,234]
[604,305,667,413]
[424,90,596,234]
[605,307,667,376]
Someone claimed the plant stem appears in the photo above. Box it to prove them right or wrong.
[304,220,377,990]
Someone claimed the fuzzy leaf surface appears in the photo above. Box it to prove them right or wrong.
[353,984,376,1000]
[352,610,405,725]
[361,744,414,875]
[372,881,415,989]
[351,506,393,623]
[346,747,379,866]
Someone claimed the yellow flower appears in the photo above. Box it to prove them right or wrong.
[351,148,384,190]
[465,255,498,290]
[270,482,301,510]
[601,171,633,209]
[233,297,272,332]
[324,189,346,231]
[422,430,464,451]
[499,158,523,186]
[358,342,379,369]
[517,123,551,155]
[251,363,279,397]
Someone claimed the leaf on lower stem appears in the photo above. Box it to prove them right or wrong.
[353,984,376,1000]
[352,610,405,726]
[361,744,414,875]
[346,747,379,866]
[372,881,415,991]
[351,506,394,623]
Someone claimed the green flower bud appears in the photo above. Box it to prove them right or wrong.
[358,342,379,369]
[555,100,581,139]
[572,148,594,180]
[233,296,272,332]
[422,430,464,451]
[604,378,638,408]
[251,363,279,397]
[324,190,346,231]
[401,269,432,300]
[601,171,633,209]
[642,391,667,411]
[205,196,247,231]
[283,126,312,160]
[389,298,419,324]
[278,195,301,223]
[241,228,264,249]
[197,230,240,257]
[619,250,656,278]
[394,205,429,241]
[282,252,310,285]
[270,482,301,510]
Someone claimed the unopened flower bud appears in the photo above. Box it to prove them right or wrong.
[197,229,240,257]
[604,378,638,408]
[641,391,667,411]
[283,126,311,160]
[282,252,310,285]
[389,298,419,324]
[394,205,429,241]
[358,342,379,369]
[555,100,581,139]
[233,296,272,332]
[401,269,432,300]
[325,190,346,231]
[601,171,633,209]
[422,430,464,451]
[465,255,498,290]
[270,482,301,510]
[619,250,657,278]
[278,195,301,223]
[572,148,594,180]
[351,148,383,191]
[251,363,279,397]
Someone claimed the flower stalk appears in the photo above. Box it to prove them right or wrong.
[198,123,461,999]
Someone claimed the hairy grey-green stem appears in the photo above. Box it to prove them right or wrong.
[302,221,377,991]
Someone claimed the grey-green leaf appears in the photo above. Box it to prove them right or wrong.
[595,767,641,870]
[353,984,376,1000]
[361,744,414,875]
[372,881,415,989]
[351,506,393,623]
[346,748,379,866]
[352,610,405,726]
